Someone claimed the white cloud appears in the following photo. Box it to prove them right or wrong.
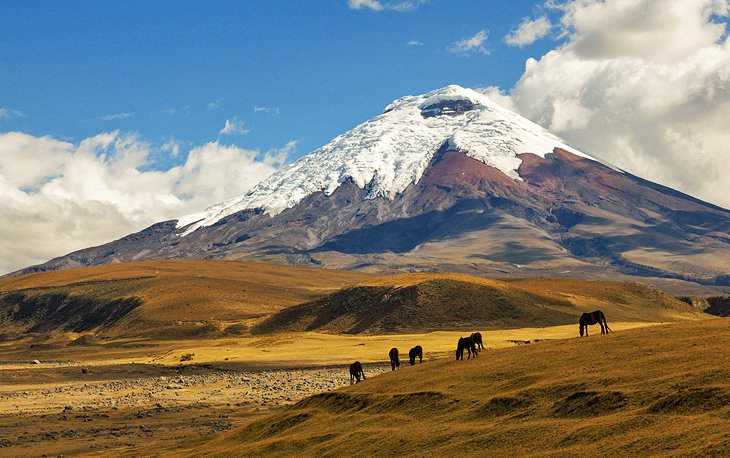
[173,142,276,203]
[348,0,425,12]
[407,39,424,46]
[253,105,280,114]
[494,0,730,209]
[263,139,299,168]
[504,16,552,47]
[448,30,489,55]
[207,100,220,111]
[550,0,729,62]
[349,0,383,10]
[0,107,23,119]
[0,131,290,274]
[98,113,133,121]
[161,137,182,158]
[219,118,250,136]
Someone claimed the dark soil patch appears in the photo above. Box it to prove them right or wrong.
[374,391,458,414]
[552,391,627,417]
[475,396,534,417]
[648,387,730,414]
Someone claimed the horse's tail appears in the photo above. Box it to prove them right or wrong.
[603,313,611,333]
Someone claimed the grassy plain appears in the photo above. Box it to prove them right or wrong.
[0,260,715,456]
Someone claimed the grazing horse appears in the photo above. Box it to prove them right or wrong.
[349,361,366,384]
[389,347,400,371]
[408,345,423,366]
[470,332,484,350]
[456,336,478,360]
[579,310,611,337]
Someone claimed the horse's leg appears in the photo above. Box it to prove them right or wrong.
[361,370,366,381]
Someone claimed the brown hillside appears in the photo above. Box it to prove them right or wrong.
[0,260,371,338]
[187,319,730,457]
[254,273,700,335]
[507,277,698,321]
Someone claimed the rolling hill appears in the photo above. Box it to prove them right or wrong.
[0,262,702,339]
[0,260,370,338]
[254,273,700,335]
[183,319,730,457]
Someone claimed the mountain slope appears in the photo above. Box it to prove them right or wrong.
[17,86,730,289]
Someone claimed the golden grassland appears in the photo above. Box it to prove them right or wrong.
[0,260,371,337]
[0,260,719,456]
[179,319,730,457]
[0,260,703,339]
[0,321,673,457]
[0,321,661,369]
[0,321,677,457]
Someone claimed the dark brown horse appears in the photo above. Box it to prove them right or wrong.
[456,336,478,360]
[349,361,366,384]
[470,332,484,350]
[389,347,400,371]
[579,310,611,337]
[408,345,423,365]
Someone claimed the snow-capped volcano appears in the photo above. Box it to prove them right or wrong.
[177,85,607,235]
[18,85,730,289]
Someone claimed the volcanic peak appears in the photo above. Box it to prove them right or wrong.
[176,85,607,236]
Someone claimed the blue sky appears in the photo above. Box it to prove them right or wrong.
[0,0,560,167]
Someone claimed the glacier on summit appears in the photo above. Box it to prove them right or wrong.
[176,85,608,235]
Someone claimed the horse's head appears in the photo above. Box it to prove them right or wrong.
[579,324,584,337]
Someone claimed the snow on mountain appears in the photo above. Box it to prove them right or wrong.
[177,85,608,235]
